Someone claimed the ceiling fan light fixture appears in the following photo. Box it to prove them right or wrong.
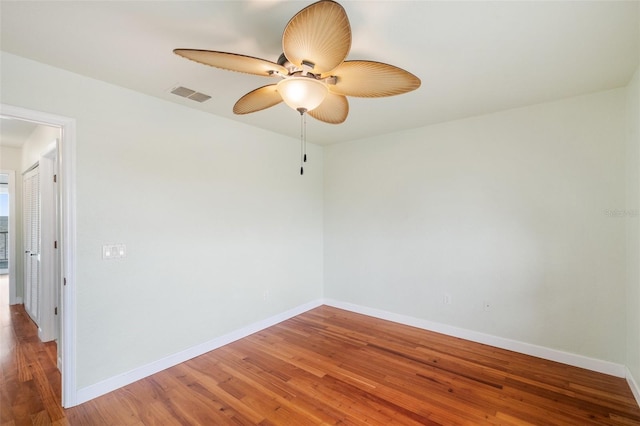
[175,0,421,175]
[277,76,328,113]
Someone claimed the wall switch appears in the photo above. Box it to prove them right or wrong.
[103,244,126,260]
[442,293,452,305]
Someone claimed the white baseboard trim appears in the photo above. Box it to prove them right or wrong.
[75,298,630,406]
[628,367,640,407]
[323,299,627,378]
[75,299,324,406]
[14,296,23,305]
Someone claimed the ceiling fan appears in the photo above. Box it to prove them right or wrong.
[173,0,421,125]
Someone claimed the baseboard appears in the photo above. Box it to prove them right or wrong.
[628,367,640,407]
[75,299,324,406]
[323,299,627,378]
[14,296,23,305]
[75,297,630,406]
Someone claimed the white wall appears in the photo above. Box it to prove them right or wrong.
[0,146,21,170]
[0,51,324,389]
[21,124,60,172]
[627,65,640,386]
[325,89,627,364]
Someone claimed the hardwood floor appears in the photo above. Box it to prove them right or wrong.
[2,275,640,425]
[0,275,65,425]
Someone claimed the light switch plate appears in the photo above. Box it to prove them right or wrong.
[103,244,126,260]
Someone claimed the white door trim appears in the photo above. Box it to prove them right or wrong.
[39,144,58,343]
[0,104,78,407]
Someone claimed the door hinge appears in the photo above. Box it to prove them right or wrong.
[55,307,58,315]
[53,174,57,183]
[54,240,57,249]
[63,277,67,286]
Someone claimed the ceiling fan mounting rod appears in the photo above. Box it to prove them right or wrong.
[274,70,336,88]
[273,53,339,84]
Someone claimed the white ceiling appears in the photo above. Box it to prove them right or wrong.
[1,1,638,146]
[0,118,39,148]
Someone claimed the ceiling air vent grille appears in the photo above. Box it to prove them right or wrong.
[170,86,211,103]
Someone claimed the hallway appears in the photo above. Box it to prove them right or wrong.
[0,274,66,424]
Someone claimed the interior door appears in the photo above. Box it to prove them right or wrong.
[23,166,40,324]
[39,146,60,344]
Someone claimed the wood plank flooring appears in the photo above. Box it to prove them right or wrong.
[2,275,640,424]
[1,278,65,425]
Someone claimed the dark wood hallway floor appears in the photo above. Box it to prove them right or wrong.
[2,272,640,425]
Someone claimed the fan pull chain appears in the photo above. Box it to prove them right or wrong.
[303,113,307,163]
[299,110,304,175]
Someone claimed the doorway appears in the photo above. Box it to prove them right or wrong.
[0,104,77,407]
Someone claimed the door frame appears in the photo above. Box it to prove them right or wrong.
[39,142,60,344]
[0,104,77,407]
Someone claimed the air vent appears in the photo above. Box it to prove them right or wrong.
[170,86,211,103]
[187,92,212,103]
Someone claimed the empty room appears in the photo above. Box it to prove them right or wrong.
[1,0,639,424]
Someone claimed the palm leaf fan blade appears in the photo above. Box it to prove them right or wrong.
[174,49,287,77]
[326,60,421,97]
[233,85,283,114]
[308,92,349,124]
[282,0,352,74]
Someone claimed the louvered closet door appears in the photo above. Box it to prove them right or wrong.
[23,166,40,324]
